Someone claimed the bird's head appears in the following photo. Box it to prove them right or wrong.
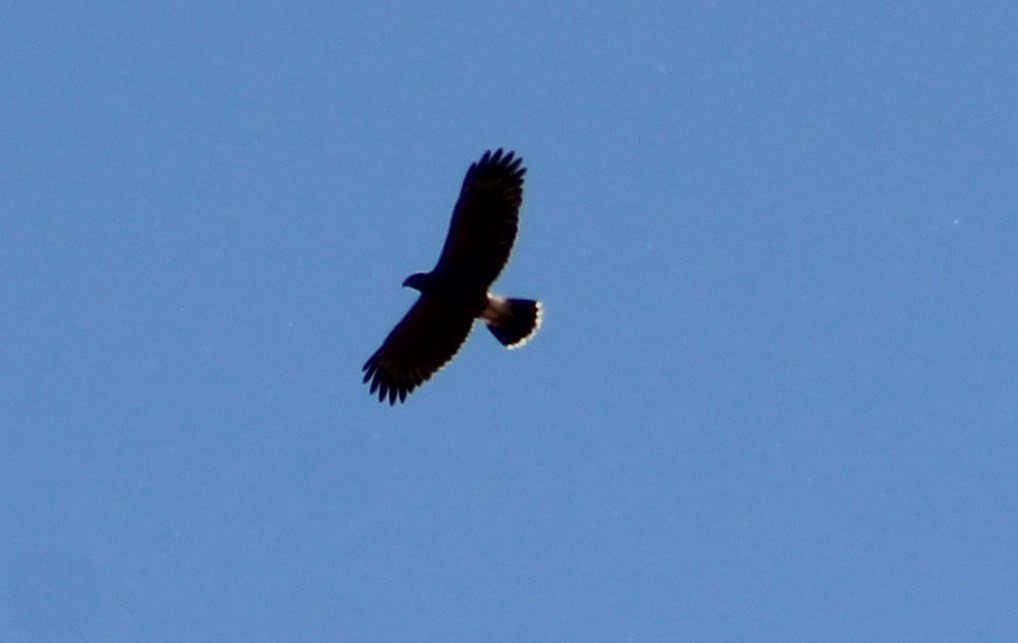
[402,272,432,292]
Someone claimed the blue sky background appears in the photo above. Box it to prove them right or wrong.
[2,2,1016,640]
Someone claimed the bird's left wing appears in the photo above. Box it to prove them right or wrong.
[432,149,525,289]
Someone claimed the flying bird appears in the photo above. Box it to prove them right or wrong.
[362,149,542,404]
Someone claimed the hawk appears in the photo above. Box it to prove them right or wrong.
[362,149,542,404]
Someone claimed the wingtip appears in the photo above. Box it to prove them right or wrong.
[479,147,520,165]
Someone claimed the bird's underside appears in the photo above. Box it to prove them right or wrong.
[362,149,542,404]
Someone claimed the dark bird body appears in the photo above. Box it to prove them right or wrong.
[362,149,542,404]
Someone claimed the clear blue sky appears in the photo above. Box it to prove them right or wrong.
[2,2,1016,641]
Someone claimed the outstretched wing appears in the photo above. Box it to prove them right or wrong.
[362,296,474,404]
[432,149,526,289]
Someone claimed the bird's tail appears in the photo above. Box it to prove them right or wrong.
[483,297,543,349]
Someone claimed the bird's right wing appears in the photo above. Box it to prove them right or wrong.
[362,296,474,404]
